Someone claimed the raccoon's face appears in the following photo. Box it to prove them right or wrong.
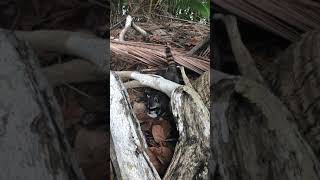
[146,93,162,118]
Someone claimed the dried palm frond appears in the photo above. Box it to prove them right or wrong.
[111,40,209,74]
[215,0,320,42]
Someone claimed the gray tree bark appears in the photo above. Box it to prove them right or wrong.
[210,74,320,180]
[0,30,85,180]
[210,14,320,180]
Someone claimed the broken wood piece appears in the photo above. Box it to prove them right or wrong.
[119,15,133,41]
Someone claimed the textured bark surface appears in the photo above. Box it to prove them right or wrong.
[0,30,84,180]
[262,30,320,158]
[164,86,210,180]
[192,70,210,109]
[110,71,161,180]
[210,73,320,180]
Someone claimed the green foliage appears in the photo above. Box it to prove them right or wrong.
[111,0,209,23]
[166,0,209,21]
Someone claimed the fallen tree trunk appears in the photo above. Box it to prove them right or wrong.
[110,71,210,179]
[210,13,320,180]
[261,30,320,159]
[210,74,320,180]
[0,30,85,179]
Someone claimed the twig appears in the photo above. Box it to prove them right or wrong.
[179,66,193,88]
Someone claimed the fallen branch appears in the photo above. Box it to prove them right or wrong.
[119,15,133,41]
[214,14,265,84]
[12,30,108,73]
[119,15,150,42]
[123,80,144,89]
[42,59,106,86]
[115,71,180,97]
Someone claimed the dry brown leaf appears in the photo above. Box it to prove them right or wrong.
[154,146,173,166]
[152,125,166,143]
[148,146,174,176]
[153,120,172,136]
[74,127,107,180]
[147,148,165,175]
[152,121,171,144]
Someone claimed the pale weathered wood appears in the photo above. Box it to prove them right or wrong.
[0,30,85,179]
[110,71,161,180]
[164,85,210,180]
[13,29,109,73]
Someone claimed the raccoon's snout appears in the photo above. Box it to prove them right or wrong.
[147,110,158,118]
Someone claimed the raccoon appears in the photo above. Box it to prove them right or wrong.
[146,43,180,118]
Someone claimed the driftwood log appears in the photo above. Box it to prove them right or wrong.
[211,73,320,179]
[110,71,210,179]
[210,13,320,180]
[262,30,320,159]
[0,30,85,179]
